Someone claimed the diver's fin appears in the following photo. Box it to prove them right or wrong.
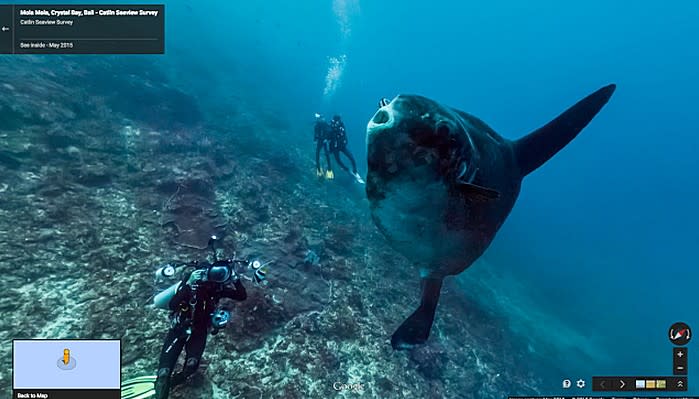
[458,182,500,202]
[121,375,156,399]
[514,84,616,177]
[123,376,157,385]
[391,278,443,350]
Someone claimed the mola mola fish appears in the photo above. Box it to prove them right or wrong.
[365,84,616,349]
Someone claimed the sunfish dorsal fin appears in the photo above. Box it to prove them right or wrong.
[514,84,616,177]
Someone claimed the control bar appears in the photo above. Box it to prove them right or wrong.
[592,376,687,391]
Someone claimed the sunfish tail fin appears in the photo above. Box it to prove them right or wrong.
[514,84,616,177]
[391,278,443,350]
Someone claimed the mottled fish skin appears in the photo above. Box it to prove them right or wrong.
[365,85,616,349]
[366,94,519,278]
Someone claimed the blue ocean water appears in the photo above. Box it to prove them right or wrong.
[16,0,697,396]
[187,0,697,394]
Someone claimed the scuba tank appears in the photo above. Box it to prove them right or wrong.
[153,263,180,309]
[153,281,181,310]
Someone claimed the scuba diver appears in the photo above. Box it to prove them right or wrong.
[121,236,270,399]
[313,113,334,180]
[152,263,245,399]
[328,115,364,184]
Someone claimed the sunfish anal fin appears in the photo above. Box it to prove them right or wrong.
[391,278,443,350]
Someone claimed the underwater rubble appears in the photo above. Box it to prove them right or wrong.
[0,56,549,398]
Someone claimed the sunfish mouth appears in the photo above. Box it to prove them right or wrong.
[367,98,396,134]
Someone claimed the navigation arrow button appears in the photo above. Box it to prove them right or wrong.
[1,26,8,32]
[620,379,626,389]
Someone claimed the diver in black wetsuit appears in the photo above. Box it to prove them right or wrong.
[120,236,269,399]
[313,113,334,179]
[153,262,247,399]
[329,115,364,184]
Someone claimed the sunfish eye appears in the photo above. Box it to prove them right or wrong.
[436,122,450,136]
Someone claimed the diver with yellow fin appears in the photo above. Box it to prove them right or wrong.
[328,115,364,184]
[121,235,271,399]
[313,113,335,180]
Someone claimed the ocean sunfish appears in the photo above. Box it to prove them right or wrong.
[365,84,616,349]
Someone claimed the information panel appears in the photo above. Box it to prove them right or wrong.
[0,4,164,54]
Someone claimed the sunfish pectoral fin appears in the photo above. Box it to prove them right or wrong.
[514,83,616,177]
[457,181,501,202]
[391,277,443,350]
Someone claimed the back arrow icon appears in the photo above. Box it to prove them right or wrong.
[620,380,626,389]
[1,27,8,32]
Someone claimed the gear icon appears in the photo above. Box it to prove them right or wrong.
[576,379,586,388]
